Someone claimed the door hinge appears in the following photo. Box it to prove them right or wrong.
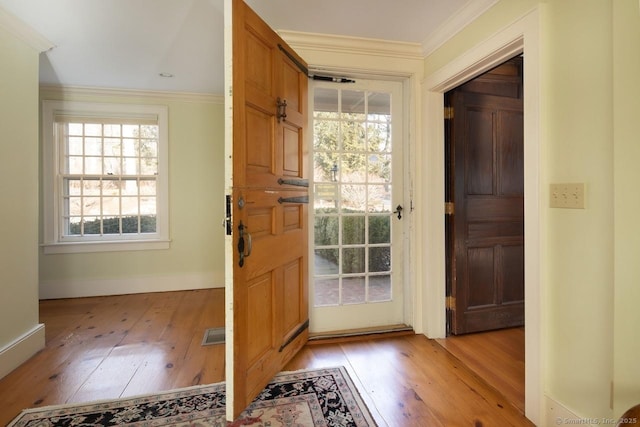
[446,295,456,310]
[444,106,454,119]
[445,202,455,215]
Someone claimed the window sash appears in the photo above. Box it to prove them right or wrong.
[42,100,169,253]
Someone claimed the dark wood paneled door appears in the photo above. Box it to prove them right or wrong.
[445,57,524,335]
[225,0,309,420]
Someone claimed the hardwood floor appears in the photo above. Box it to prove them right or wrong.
[0,289,533,426]
[435,327,526,413]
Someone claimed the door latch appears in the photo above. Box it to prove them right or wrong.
[393,204,403,220]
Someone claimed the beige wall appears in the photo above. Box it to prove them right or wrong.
[424,0,640,420]
[38,88,226,298]
[0,24,44,376]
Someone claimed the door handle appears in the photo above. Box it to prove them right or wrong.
[393,204,403,220]
[276,97,287,122]
[237,221,252,267]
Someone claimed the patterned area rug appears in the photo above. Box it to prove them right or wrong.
[8,366,377,426]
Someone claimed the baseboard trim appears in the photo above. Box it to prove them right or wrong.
[39,272,224,299]
[545,395,596,427]
[0,324,45,380]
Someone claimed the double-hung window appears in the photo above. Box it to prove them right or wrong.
[42,101,169,253]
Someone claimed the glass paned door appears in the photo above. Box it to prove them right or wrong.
[311,79,405,333]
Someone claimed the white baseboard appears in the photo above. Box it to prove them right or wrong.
[546,395,598,427]
[39,271,224,299]
[0,324,45,380]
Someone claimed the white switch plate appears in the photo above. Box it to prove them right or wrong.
[550,183,585,209]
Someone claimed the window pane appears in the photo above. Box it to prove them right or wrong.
[122,124,139,138]
[139,179,156,196]
[342,276,366,304]
[341,184,366,212]
[68,123,83,136]
[368,184,391,213]
[118,179,136,196]
[369,247,391,272]
[341,154,366,182]
[369,275,391,302]
[67,156,83,174]
[140,158,158,175]
[67,217,81,235]
[342,216,364,245]
[102,197,119,216]
[314,216,338,246]
[342,247,365,274]
[83,217,101,234]
[83,197,101,215]
[84,123,102,137]
[65,180,81,196]
[314,184,339,213]
[140,215,156,233]
[122,216,140,234]
[103,124,121,137]
[84,137,102,155]
[85,157,102,174]
[367,122,392,152]
[368,154,391,183]
[314,277,339,306]
[103,178,121,196]
[342,90,365,118]
[83,179,101,196]
[122,138,137,156]
[140,139,158,157]
[342,120,366,152]
[369,216,390,244]
[314,87,339,118]
[140,197,156,215]
[315,249,339,275]
[123,158,138,175]
[367,92,391,116]
[121,197,139,215]
[68,136,83,155]
[103,216,121,234]
[104,157,121,175]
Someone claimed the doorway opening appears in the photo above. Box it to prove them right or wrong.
[441,55,525,412]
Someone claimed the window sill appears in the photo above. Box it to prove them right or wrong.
[42,239,171,254]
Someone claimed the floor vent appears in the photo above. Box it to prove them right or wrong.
[201,327,225,346]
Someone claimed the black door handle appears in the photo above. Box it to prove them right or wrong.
[393,204,403,220]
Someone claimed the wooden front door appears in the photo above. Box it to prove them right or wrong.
[445,57,524,335]
[225,0,309,420]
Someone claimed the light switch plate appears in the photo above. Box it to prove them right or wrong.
[550,183,585,209]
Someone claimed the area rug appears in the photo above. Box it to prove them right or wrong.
[8,366,377,427]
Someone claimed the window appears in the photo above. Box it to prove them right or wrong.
[42,101,169,253]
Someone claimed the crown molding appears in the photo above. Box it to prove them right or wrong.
[421,0,499,57]
[0,6,53,52]
[278,30,424,62]
[39,85,224,104]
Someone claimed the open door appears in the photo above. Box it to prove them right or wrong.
[445,57,524,335]
[224,0,309,421]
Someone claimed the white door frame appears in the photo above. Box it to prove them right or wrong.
[419,7,542,425]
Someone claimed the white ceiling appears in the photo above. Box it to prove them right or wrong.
[0,0,476,94]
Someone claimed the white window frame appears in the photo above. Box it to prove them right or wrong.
[42,100,170,254]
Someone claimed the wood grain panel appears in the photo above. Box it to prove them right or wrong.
[467,247,496,308]
[502,244,525,303]
[499,110,524,195]
[282,125,301,176]
[246,107,273,173]
[465,108,494,195]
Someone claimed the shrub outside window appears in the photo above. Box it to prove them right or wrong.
[42,101,169,253]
